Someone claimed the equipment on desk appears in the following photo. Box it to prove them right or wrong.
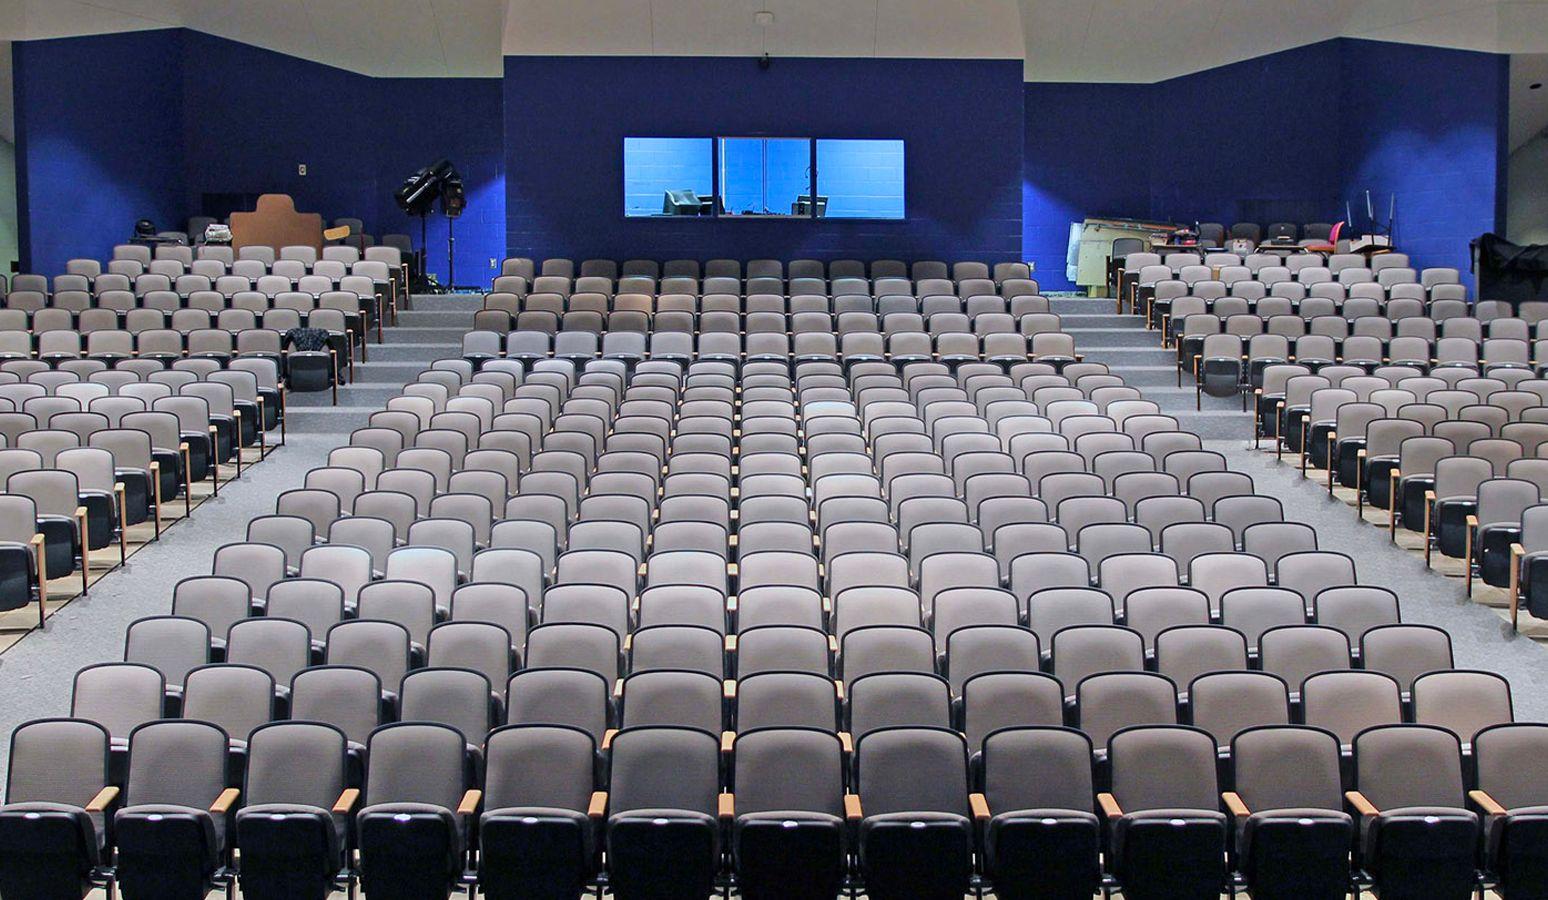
[792,195,829,217]
[663,190,712,216]
[1075,217,1176,296]
[1168,224,1200,247]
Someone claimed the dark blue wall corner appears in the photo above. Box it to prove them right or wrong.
[502,56,1024,264]
[374,78,506,285]
[1022,82,1152,290]
[1020,37,1506,292]
[180,31,377,228]
[13,28,504,281]
[14,29,187,277]
[1148,40,1345,228]
[1338,38,1507,285]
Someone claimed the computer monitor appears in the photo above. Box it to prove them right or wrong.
[663,189,703,216]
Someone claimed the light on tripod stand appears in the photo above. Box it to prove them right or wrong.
[393,159,464,293]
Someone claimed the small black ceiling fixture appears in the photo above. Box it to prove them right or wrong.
[1532,82,1544,90]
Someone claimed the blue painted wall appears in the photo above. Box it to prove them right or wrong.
[1338,38,1507,283]
[1022,38,1504,291]
[180,31,377,234]
[503,56,1024,263]
[1148,40,1344,228]
[1022,82,1153,289]
[11,31,1505,289]
[13,29,505,283]
[13,29,186,277]
[372,77,506,285]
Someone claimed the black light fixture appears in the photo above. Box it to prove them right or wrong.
[394,159,465,292]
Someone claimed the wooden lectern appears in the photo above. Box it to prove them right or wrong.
[229,194,327,252]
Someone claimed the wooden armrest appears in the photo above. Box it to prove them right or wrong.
[29,534,43,551]
[75,506,88,521]
[721,732,735,754]
[1470,790,1507,817]
[602,728,618,750]
[1513,542,1526,560]
[457,789,482,816]
[1097,792,1123,820]
[718,793,735,821]
[1467,514,1479,528]
[722,679,736,699]
[844,794,863,822]
[588,791,608,819]
[1222,791,1250,819]
[1425,490,1436,502]
[724,634,736,653]
[331,788,360,815]
[839,731,853,754]
[969,793,991,822]
[1357,448,1366,459]
[210,787,240,814]
[85,785,119,813]
[1345,790,1379,817]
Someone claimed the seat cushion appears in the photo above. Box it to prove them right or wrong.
[1237,807,1351,859]
[358,801,463,853]
[1363,805,1478,854]
[236,802,344,862]
[482,805,594,860]
[0,801,103,858]
[115,803,222,853]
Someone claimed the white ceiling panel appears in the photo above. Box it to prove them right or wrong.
[872,0,1023,58]
[0,0,1544,85]
[502,0,654,56]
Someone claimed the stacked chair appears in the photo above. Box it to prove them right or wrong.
[3,254,1539,898]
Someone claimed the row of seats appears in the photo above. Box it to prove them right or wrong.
[13,242,405,333]
[462,328,1082,368]
[502,255,1034,286]
[1130,220,1335,248]
[11,266,393,300]
[0,325,350,394]
[13,713,1545,900]
[489,274,1041,301]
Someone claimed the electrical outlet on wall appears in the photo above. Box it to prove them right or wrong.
[297,164,307,176]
